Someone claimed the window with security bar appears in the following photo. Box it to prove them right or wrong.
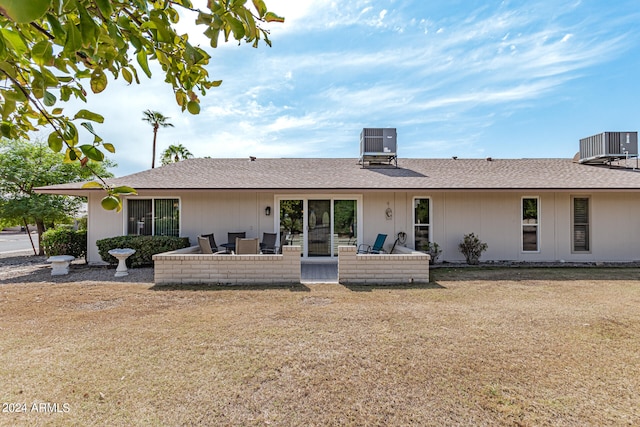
[127,199,180,237]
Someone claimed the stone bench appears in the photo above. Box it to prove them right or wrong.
[47,255,75,276]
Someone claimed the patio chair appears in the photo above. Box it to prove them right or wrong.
[235,237,259,254]
[357,233,387,254]
[260,232,278,254]
[198,236,214,254]
[198,235,227,255]
[223,232,246,253]
[201,233,219,252]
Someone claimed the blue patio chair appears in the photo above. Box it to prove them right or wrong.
[357,233,387,254]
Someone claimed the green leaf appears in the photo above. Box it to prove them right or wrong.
[64,20,83,52]
[112,186,137,195]
[0,29,28,56]
[0,0,51,23]
[101,195,121,211]
[186,100,200,114]
[264,12,285,23]
[52,107,63,115]
[136,50,152,78]
[81,181,103,189]
[0,122,13,138]
[252,0,267,18]
[43,90,56,106]
[94,0,113,19]
[1,98,15,120]
[80,144,105,161]
[175,90,187,107]
[40,66,59,87]
[74,109,104,123]
[183,42,206,66]
[80,121,95,134]
[31,40,53,66]
[63,122,78,146]
[77,2,98,48]
[121,67,133,84]
[103,143,115,153]
[90,68,108,93]
[64,147,82,162]
[45,13,65,40]
[226,16,245,40]
[0,33,6,61]
[48,132,63,152]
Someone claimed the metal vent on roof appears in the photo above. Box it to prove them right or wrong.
[579,132,638,165]
[359,128,397,168]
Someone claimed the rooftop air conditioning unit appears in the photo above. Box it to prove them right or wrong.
[579,132,638,164]
[360,128,397,167]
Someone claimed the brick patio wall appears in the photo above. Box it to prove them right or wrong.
[152,245,301,285]
[337,245,430,284]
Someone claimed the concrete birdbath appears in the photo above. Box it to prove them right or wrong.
[108,248,136,277]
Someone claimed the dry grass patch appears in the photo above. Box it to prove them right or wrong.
[1,265,639,425]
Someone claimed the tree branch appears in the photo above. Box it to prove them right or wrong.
[0,68,111,189]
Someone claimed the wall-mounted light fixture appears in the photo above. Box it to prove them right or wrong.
[385,202,392,220]
[265,206,271,216]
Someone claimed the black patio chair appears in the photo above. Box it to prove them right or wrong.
[261,232,278,254]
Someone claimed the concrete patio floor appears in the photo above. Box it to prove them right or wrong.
[301,261,338,283]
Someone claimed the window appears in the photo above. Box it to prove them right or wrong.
[522,197,539,252]
[127,198,180,237]
[414,198,430,251]
[572,197,590,252]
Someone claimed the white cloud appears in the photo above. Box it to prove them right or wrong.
[561,33,573,42]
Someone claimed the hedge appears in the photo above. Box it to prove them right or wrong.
[96,235,190,267]
[42,227,87,259]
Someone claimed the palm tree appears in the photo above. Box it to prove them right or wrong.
[142,110,174,168]
[161,144,194,166]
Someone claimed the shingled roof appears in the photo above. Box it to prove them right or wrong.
[36,157,640,195]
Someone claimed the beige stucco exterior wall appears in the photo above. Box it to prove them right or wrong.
[86,192,125,264]
[179,192,276,243]
[85,189,640,264]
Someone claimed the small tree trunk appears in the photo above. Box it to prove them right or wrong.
[23,218,37,256]
[36,219,46,256]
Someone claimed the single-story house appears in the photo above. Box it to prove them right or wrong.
[37,150,640,266]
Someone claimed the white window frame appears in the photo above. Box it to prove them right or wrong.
[521,196,540,253]
[124,197,182,237]
[413,197,431,251]
[571,196,591,253]
[274,194,363,258]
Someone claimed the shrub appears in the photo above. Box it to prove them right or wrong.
[42,226,87,259]
[96,235,190,267]
[458,233,488,265]
[421,241,442,264]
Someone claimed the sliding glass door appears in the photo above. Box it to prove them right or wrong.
[308,200,331,257]
[277,196,361,258]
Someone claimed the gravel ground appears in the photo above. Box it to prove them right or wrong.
[0,251,154,284]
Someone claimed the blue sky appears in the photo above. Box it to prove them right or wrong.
[77,0,640,176]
